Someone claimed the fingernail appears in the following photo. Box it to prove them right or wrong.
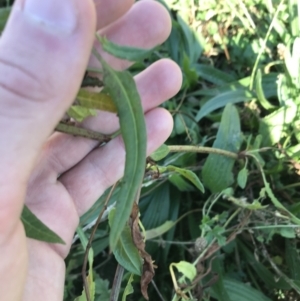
[23,0,78,32]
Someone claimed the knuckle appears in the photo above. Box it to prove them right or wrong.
[0,57,54,106]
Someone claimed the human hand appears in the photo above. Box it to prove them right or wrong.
[0,0,181,300]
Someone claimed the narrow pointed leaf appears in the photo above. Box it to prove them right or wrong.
[98,35,155,61]
[122,274,135,301]
[150,144,170,161]
[167,165,204,192]
[21,205,65,244]
[77,89,117,113]
[98,56,147,250]
[67,105,97,122]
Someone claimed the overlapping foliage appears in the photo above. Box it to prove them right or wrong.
[1,0,300,300]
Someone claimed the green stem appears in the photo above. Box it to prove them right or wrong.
[168,145,238,159]
[55,122,111,142]
[249,0,284,90]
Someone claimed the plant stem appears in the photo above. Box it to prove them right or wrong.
[168,145,238,159]
[55,122,111,142]
[110,264,125,301]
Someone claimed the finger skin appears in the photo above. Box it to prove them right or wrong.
[90,0,172,70]
[94,0,134,29]
[0,1,95,300]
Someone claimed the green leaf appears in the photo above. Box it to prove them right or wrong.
[150,144,170,161]
[212,277,273,301]
[67,105,97,122]
[97,35,155,61]
[255,69,276,110]
[285,239,300,281]
[195,90,253,122]
[75,227,95,301]
[145,221,175,240]
[237,166,248,189]
[167,165,204,193]
[97,55,147,250]
[169,174,195,191]
[76,89,117,112]
[122,274,135,301]
[195,63,235,85]
[95,278,110,301]
[259,100,297,146]
[108,210,142,276]
[21,205,65,244]
[172,261,196,281]
[0,7,10,32]
[202,104,242,192]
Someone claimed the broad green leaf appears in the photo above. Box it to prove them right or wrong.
[150,144,170,161]
[237,166,248,189]
[172,261,196,281]
[122,274,135,301]
[21,205,65,244]
[98,55,147,250]
[108,210,142,276]
[195,90,253,122]
[0,7,10,32]
[211,277,272,301]
[77,89,117,112]
[167,165,204,193]
[97,35,155,61]
[67,105,97,122]
[145,221,175,240]
[259,100,297,146]
[210,257,232,301]
[95,278,110,301]
[255,69,276,110]
[202,104,242,192]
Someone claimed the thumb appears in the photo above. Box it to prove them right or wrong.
[0,0,95,223]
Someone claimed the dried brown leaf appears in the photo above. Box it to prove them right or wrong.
[130,203,156,300]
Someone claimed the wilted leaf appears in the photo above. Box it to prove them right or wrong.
[21,205,65,244]
[130,203,156,300]
[108,209,142,276]
[202,104,242,192]
[67,105,97,122]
